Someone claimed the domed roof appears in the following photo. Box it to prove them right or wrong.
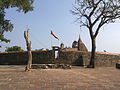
[60,43,64,49]
[72,41,78,48]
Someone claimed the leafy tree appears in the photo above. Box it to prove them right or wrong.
[5,46,24,52]
[0,0,34,46]
[72,0,120,68]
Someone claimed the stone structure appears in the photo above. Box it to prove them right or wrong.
[62,36,88,52]
[78,36,88,52]
[60,43,64,49]
[0,37,120,67]
[63,48,78,52]
[52,46,59,51]
[116,60,120,69]
[32,64,71,69]
[0,50,120,67]
[72,41,78,48]
[58,51,120,67]
[0,51,55,65]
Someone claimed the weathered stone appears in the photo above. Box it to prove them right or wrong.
[41,64,48,69]
[47,64,55,68]
[0,51,54,65]
[31,64,71,69]
[78,36,88,52]
[116,63,120,69]
[32,64,42,69]
[0,50,120,67]
[58,51,120,67]
[62,64,71,69]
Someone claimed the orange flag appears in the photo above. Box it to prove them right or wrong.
[51,30,59,40]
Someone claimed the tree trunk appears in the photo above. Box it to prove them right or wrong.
[26,50,32,70]
[24,30,32,71]
[88,37,96,68]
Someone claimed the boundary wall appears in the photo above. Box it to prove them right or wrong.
[0,50,120,67]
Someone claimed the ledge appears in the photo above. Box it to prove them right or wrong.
[31,64,71,69]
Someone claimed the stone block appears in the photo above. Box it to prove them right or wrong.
[116,63,120,69]
[31,64,71,69]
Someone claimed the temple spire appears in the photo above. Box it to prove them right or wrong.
[77,34,88,52]
[78,34,81,42]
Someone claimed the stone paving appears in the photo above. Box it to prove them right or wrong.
[0,65,120,90]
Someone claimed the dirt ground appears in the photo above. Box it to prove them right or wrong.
[0,65,120,90]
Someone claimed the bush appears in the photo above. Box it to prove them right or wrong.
[5,46,24,52]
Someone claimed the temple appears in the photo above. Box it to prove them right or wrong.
[60,36,88,52]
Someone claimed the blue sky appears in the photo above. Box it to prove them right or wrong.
[1,0,120,53]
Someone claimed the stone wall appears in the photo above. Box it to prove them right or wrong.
[57,51,120,67]
[0,50,55,65]
[57,51,89,66]
[95,52,120,67]
[0,50,120,67]
[62,48,78,51]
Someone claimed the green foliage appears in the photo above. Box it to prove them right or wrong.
[0,0,34,44]
[5,46,24,52]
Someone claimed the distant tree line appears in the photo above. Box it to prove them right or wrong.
[5,46,24,52]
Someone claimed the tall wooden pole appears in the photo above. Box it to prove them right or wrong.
[24,29,32,71]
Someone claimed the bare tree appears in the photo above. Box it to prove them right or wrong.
[71,0,120,68]
[24,29,32,71]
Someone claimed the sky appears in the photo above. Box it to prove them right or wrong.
[1,0,120,53]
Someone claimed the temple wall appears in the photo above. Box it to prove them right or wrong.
[0,50,120,67]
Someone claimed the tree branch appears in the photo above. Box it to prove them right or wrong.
[89,0,103,18]
[92,1,106,26]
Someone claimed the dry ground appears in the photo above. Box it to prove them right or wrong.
[0,65,120,90]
